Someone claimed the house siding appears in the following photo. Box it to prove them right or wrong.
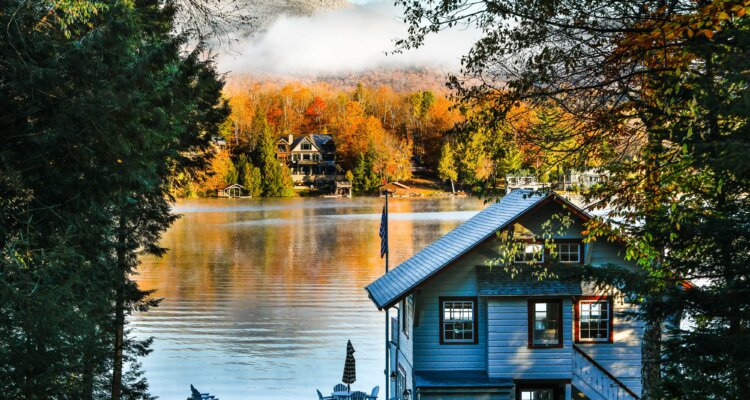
[512,201,586,239]
[575,294,644,396]
[589,241,637,269]
[391,296,416,399]
[413,245,493,371]
[487,298,574,380]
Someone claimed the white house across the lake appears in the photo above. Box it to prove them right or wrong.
[365,190,644,400]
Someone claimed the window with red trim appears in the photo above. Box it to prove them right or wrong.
[575,297,613,343]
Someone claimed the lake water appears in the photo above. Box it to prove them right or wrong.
[131,196,486,400]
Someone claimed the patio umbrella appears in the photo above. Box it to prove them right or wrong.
[342,340,356,391]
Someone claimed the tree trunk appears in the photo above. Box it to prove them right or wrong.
[82,339,96,399]
[111,287,124,400]
[450,178,455,194]
[111,214,127,400]
[642,317,662,399]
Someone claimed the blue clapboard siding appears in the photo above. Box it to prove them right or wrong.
[487,298,574,380]
[413,251,490,371]
[576,296,644,396]
[583,239,644,396]
[512,201,587,239]
[391,295,416,398]
[589,241,637,269]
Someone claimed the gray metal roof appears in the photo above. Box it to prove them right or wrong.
[365,190,551,310]
[414,370,513,389]
[477,266,582,296]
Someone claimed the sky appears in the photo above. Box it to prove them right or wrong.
[217,0,480,76]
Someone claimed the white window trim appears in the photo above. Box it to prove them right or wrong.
[578,299,611,342]
[396,365,406,400]
[513,243,545,264]
[441,299,476,344]
[556,243,581,263]
[402,296,413,339]
[520,389,554,400]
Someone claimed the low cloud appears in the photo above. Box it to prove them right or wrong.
[217,0,478,75]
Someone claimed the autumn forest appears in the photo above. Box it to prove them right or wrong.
[184,78,606,197]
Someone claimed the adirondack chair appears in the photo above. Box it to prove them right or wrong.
[350,391,367,400]
[365,386,379,400]
[317,389,334,400]
[333,384,347,393]
[188,384,218,400]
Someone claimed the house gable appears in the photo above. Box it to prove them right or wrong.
[291,136,320,153]
[365,190,593,311]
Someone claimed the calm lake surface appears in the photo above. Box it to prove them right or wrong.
[131,196,486,400]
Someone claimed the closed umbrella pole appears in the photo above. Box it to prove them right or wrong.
[342,340,356,392]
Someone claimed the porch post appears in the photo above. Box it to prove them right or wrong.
[384,191,390,400]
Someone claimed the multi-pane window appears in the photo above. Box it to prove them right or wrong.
[301,142,312,150]
[514,243,544,263]
[402,295,413,338]
[529,300,562,348]
[556,243,581,263]
[578,299,611,342]
[520,389,554,400]
[396,365,406,400]
[440,298,476,344]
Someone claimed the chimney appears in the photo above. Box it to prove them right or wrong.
[288,133,294,144]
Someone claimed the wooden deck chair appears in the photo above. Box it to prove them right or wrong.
[350,391,367,400]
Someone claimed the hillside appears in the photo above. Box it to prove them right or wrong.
[227,67,453,93]
[239,0,350,32]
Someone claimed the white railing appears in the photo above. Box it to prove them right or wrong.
[573,345,640,400]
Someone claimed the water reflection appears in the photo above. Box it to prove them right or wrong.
[132,197,485,400]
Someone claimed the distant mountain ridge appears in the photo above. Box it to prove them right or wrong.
[241,0,350,32]
[228,67,453,93]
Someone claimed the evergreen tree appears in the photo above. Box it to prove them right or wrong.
[247,166,263,198]
[352,149,380,195]
[0,1,228,398]
[252,113,294,197]
[237,154,262,197]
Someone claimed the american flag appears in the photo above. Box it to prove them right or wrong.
[379,205,388,258]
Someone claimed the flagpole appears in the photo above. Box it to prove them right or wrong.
[384,190,390,400]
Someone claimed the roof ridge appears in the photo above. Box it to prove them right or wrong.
[365,190,555,310]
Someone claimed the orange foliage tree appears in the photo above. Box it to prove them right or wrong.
[222,80,451,182]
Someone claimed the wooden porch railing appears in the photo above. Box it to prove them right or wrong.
[572,345,640,400]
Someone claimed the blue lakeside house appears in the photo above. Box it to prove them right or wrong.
[365,190,644,400]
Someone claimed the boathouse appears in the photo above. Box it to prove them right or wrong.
[365,190,644,400]
[379,182,412,197]
[218,183,244,198]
